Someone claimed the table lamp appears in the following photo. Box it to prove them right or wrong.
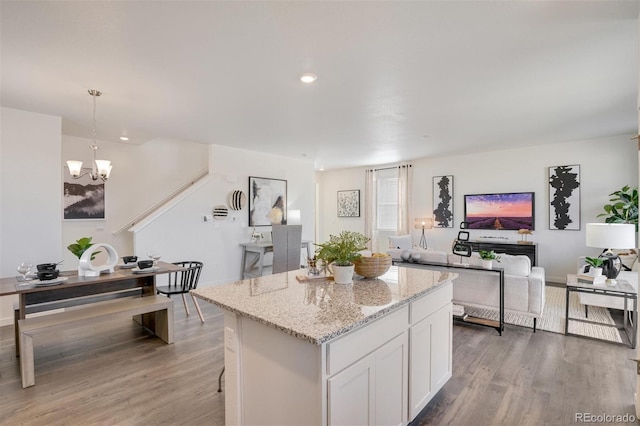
[414,217,434,249]
[585,223,636,282]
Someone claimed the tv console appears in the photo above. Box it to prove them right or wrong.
[469,240,537,266]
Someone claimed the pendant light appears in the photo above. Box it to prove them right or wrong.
[66,89,112,181]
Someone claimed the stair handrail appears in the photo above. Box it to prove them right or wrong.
[112,168,209,235]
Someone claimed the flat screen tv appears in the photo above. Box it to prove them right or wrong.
[464,192,534,230]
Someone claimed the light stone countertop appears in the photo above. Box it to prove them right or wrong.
[191,266,457,345]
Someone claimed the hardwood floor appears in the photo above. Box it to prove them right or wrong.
[1,298,637,425]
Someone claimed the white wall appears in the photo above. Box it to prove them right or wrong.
[1,107,62,325]
[134,145,316,286]
[61,135,208,269]
[317,135,638,283]
[316,168,366,241]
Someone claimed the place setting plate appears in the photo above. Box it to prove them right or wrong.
[17,276,69,288]
[131,267,160,274]
[118,264,137,269]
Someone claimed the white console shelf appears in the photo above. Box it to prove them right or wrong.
[192,266,456,425]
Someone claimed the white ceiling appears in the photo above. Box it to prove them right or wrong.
[1,1,638,170]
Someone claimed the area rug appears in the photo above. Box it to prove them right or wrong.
[462,286,622,343]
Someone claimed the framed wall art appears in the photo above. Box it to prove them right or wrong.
[548,164,580,230]
[249,176,287,226]
[63,167,105,220]
[337,190,360,217]
[433,175,453,228]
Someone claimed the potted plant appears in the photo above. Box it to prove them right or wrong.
[479,250,501,269]
[315,231,369,284]
[598,185,638,230]
[67,237,101,260]
[597,185,638,270]
[585,256,605,277]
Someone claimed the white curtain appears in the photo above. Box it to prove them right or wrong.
[397,164,413,235]
[364,168,377,251]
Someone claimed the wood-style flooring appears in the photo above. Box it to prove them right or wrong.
[1,297,637,425]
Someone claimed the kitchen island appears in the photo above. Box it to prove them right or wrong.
[192,265,456,426]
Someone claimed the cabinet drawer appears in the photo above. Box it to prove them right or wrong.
[327,306,408,376]
[410,282,452,324]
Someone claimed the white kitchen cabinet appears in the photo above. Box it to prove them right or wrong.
[409,302,452,419]
[328,331,408,426]
[195,268,455,426]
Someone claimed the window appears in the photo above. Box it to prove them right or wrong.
[376,169,398,231]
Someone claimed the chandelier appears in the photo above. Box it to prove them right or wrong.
[66,89,112,181]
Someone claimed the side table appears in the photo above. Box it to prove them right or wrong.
[565,274,637,348]
[394,260,504,335]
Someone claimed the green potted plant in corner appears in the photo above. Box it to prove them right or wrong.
[597,185,638,270]
[315,231,369,284]
[598,185,638,230]
[584,256,605,277]
[478,250,501,270]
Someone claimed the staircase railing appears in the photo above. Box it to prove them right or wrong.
[112,168,209,235]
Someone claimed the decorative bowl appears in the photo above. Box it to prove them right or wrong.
[137,260,154,270]
[37,269,59,280]
[354,255,392,278]
[37,263,57,271]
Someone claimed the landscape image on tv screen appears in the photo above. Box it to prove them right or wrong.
[464,192,534,230]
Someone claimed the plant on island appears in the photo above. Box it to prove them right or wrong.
[315,231,369,266]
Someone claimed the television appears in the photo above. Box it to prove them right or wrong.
[464,192,535,230]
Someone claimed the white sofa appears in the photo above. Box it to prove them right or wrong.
[387,240,546,331]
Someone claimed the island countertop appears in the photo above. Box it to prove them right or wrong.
[191,266,457,345]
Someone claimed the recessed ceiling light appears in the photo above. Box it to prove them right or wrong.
[300,73,317,83]
[120,136,129,141]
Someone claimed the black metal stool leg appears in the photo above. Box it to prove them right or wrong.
[218,367,225,392]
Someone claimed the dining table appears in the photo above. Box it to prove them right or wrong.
[0,261,183,356]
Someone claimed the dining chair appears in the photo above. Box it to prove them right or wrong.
[156,261,205,323]
[272,225,303,274]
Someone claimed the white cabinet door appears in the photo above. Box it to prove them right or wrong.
[429,303,452,392]
[375,332,408,426]
[409,303,452,420]
[328,352,375,426]
[329,333,408,426]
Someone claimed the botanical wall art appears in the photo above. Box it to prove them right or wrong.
[249,176,287,226]
[548,164,580,230]
[433,175,454,228]
[337,190,360,217]
[63,168,105,220]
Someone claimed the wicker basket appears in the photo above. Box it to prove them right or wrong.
[354,255,392,278]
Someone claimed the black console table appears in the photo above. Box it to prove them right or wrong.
[395,260,504,335]
[468,240,537,266]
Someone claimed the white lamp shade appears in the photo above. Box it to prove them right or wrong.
[67,160,83,177]
[414,217,433,229]
[586,223,636,249]
[288,209,301,225]
[95,160,111,177]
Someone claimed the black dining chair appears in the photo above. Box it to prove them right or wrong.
[156,261,205,323]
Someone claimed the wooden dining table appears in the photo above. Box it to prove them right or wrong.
[0,261,183,356]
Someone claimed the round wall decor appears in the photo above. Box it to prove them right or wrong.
[213,206,229,220]
[229,190,247,211]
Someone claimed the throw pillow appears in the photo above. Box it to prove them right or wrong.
[388,235,412,250]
